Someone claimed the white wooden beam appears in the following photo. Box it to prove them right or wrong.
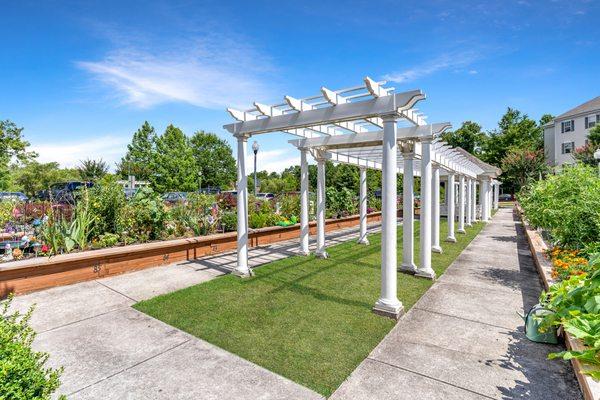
[223,90,425,135]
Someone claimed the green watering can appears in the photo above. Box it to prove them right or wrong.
[520,304,558,344]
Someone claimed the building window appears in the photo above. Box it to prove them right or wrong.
[561,120,574,133]
[561,142,575,154]
[586,115,600,129]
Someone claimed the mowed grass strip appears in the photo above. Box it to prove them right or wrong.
[135,219,485,396]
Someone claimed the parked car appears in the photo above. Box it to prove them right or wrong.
[50,181,94,204]
[499,193,513,202]
[162,192,188,204]
[198,186,221,195]
[256,192,275,201]
[0,192,29,202]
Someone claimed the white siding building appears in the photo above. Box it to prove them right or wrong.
[544,96,600,167]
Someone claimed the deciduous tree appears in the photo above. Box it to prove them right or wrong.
[151,125,197,193]
[189,131,235,189]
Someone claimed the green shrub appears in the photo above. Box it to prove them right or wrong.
[278,194,299,220]
[121,187,167,241]
[0,200,16,227]
[0,296,66,399]
[326,187,357,218]
[221,211,237,232]
[88,181,127,238]
[249,212,268,229]
[520,164,600,248]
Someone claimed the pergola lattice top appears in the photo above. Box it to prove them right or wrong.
[223,77,494,179]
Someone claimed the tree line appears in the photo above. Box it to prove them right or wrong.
[4,106,599,198]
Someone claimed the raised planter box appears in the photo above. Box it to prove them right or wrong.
[516,204,600,400]
[0,211,392,297]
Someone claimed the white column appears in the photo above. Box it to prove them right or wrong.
[466,178,473,227]
[480,178,489,222]
[373,115,403,318]
[446,173,457,242]
[358,166,369,245]
[431,166,442,253]
[417,138,435,280]
[493,182,500,210]
[458,175,466,234]
[471,179,478,222]
[487,180,494,219]
[299,148,310,255]
[315,155,328,258]
[234,135,251,277]
[400,151,417,273]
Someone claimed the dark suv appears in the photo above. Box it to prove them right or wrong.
[49,181,94,204]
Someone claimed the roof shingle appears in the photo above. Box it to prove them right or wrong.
[556,96,600,120]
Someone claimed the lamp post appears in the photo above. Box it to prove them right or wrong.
[198,170,202,193]
[252,141,259,196]
[594,149,600,176]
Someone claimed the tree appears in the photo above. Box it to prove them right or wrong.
[0,120,37,189]
[12,161,79,197]
[441,121,486,154]
[78,159,108,181]
[150,125,197,193]
[117,122,156,181]
[481,108,547,167]
[501,148,548,192]
[573,124,600,166]
[189,131,236,189]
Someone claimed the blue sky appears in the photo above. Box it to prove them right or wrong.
[2,0,599,172]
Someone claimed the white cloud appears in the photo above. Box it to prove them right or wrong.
[245,148,300,174]
[77,36,277,110]
[383,51,480,84]
[31,135,129,170]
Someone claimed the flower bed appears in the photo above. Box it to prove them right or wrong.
[517,164,600,399]
[517,205,600,400]
[0,211,389,297]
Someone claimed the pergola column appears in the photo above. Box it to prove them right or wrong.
[458,175,466,234]
[472,180,478,222]
[493,181,500,210]
[466,178,473,227]
[234,134,251,277]
[357,166,369,245]
[480,178,489,222]
[373,115,403,318]
[299,148,310,255]
[431,166,442,253]
[315,153,328,258]
[400,150,417,273]
[416,137,435,280]
[446,173,457,242]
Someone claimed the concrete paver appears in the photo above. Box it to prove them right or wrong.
[12,223,374,399]
[331,208,581,400]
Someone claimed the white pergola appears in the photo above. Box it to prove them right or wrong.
[224,77,501,319]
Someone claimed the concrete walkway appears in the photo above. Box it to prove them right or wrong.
[330,208,581,400]
[11,223,380,400]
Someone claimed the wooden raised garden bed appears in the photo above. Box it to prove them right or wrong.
[516,205,600,400]
[0,211,393,297]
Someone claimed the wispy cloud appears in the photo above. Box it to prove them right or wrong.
[383,51,480,84]
[246,148,300,174]
[31,135,129,170]
[77,35,277,109]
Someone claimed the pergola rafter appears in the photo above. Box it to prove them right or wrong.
[224,76,501,320]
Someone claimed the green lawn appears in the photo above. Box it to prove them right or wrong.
[135,219,485,397]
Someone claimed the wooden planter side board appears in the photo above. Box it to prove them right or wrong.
[0,211,399,297]
[516,204,600,400]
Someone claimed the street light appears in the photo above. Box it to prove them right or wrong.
[594,149,600,175]
[198,170,202,193]
[252,141,259,196]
